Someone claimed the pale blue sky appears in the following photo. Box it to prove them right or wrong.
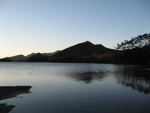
[0,0,150,57]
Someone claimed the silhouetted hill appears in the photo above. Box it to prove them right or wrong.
[93,45,150,65]
[114,45,150,65]
[0,51,60,62]
[8,55,26,61]
[0,58,12,62]
[0,38,149,65]
[26,53,49,62]
[112,33,150,65]
[49,41,116,62]
[27,51,59,58]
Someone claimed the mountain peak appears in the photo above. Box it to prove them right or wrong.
[82,41,93,45]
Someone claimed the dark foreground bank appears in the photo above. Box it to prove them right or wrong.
[0,86,32,113]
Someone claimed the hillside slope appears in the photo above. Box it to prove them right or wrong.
[49,41,116,62]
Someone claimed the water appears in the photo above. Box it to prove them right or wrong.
[0,63,150,113]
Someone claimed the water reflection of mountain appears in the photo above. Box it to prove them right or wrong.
[66,65,150,94]
[116,66,150,94]
[67,70,109,83]
[0,86,31,113]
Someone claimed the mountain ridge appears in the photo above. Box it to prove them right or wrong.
[0,40,149,65]
[0,41,114,62]
[49,41,116,62]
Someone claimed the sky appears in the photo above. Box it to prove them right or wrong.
[0,0,150,58]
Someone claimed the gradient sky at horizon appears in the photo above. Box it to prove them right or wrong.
[0,0,150,58]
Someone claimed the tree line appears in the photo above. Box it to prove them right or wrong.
[116,33,150,50]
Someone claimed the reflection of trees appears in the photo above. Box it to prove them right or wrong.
[116,66,150,94]
[68,71,109,83]
[66,65,150,94]
[0,86,32,113]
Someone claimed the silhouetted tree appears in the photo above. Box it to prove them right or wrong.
[116,33,150,50]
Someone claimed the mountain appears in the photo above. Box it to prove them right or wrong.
[49,41,116,62]
[0,51,60,62]
[45,51,60,56]
[24,41,116,62]
[0,58,12,62]
[26,51,59,58]
[26,51,60,62]
[26,53,49,62]
[1,40,149,65]
[8,55,27,61]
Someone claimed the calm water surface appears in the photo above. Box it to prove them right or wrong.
[0,63,150,113]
